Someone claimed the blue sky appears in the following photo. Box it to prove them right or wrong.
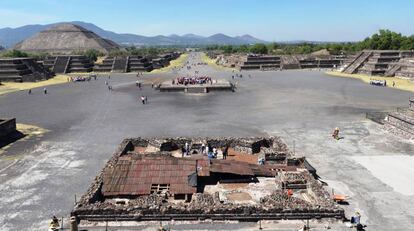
[1,0,413,41]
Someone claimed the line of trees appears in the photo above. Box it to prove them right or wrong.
[0,47,182,60]
[205,29,414,55]
[2,29,413,58]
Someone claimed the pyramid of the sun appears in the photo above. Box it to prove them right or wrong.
[14,23,120,54]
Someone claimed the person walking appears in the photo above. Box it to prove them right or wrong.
[392,81,395,87]
[141,95,145,104]
[28,89,32,95]
[144,96,148,104]
[223,147,228,160]
[43,87,47,94]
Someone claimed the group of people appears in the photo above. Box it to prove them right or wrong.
[369,78,396,87]
[369,78,387,86]
[181,142,228,159]
[173,76,214,85]
[69,75,96,82]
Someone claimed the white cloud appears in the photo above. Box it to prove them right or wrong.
[0,9,58,28]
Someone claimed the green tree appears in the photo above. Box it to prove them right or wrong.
[237,45,249,53]
[1,49,29,57]
[222,45,235,54]
[249,43,268,54]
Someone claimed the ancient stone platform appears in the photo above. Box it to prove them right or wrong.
[384,98,414,139]
[0,58,53,82]
[342,50,414,76]
[72,137,344,224]
[0,118,16,139]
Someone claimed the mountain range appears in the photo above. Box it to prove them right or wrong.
[0,21,267,48]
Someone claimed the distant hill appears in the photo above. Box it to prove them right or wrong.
[0,21,268,48]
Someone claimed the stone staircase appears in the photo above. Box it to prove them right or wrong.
[395,58,414,79]
[384,63,402,77]
[66,56,93,73]
[112,56,128,73]
[342,51,372,74]
[94,57,114,72]
[358,51,401,76]
[52,56,70,73]
[128,56,153,72]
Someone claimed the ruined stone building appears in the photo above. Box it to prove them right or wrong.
[72,137,343,223]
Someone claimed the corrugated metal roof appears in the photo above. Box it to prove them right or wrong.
[210,159,273,177]
[103,155,275,197]
[103,155,197,196]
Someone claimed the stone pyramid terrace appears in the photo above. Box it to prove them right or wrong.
[0,57,53,82]
[342,50,414,76]
[14,23,120,54]
[42,55,94,74]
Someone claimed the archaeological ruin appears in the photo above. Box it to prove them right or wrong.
[0,118,16,140]
[13,23,120,54]
[41,55,94,74]
[94,53,180,73]
[72,137,344,223]
[216,54,344,70]
[0,58,53,82]
[342,50,414,77]
[384,98,414,139]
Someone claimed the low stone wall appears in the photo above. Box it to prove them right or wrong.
[0,118,16,139]
[384,112,414,139]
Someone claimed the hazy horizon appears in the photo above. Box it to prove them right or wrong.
[1,0,413,42]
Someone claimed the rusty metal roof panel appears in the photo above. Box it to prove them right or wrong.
[102,155,197,197]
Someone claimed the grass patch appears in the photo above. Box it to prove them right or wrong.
[200,53,237,72]
[0,75,69,95]
[325,71,414,93]
[150,53,189,74]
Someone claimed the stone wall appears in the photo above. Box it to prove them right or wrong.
[0,118,16,139]
[384,113,414,139]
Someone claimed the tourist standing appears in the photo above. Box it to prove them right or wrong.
[185,142,189,156]
[201,143,206,154]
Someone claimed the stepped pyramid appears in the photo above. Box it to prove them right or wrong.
[14,23,120,54]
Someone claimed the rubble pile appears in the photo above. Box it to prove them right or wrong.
[282,172,307,184]
[260,190,310,210]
